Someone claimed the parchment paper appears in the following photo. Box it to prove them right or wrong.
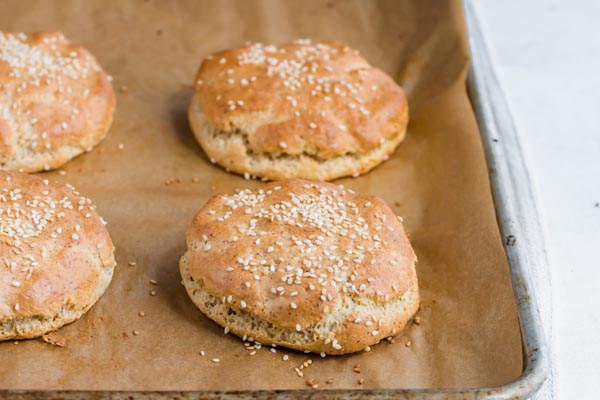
[0,0,523,391]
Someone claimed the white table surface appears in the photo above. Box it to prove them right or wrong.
[475,1,600,398]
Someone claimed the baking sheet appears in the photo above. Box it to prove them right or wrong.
[0,0,523,391]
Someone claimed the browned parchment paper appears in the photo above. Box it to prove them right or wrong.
[0,0,523,391]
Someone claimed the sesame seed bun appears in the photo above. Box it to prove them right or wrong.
[189,40,409,181]
[180,180,419,354]
[0,171,115,341]
[0,31,115,172]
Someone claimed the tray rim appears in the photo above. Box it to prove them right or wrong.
[0,1,549,399]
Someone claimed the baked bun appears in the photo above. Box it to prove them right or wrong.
[0,31,115,172]
[180,179,418,354]
[0,171,115,340]
[189,39,409,181]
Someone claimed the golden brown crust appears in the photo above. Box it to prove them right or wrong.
[190,40,408,180]
[0,31,115,172]
[0,171,116,340]
[180,179,419,354]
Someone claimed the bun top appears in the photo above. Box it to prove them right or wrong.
[194,40,408,159]
[185,179,417,332]
[0,31,115,172]
[0,171,115,320]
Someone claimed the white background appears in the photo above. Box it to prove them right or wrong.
[476,1,600,398]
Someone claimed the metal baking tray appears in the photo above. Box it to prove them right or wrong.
[1,2,549,399]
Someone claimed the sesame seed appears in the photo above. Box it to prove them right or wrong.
[211,358,220,363]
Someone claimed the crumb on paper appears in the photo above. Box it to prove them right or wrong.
[294,358,313,378]
[128,260,136,266]
[41,332,66,347]
[306,378,318,389]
